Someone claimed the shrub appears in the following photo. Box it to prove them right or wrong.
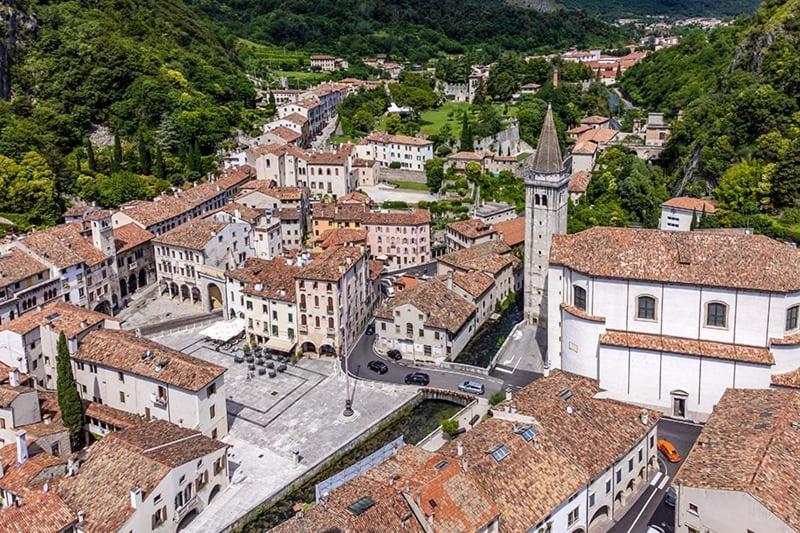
[389,161,402,169]
[440,418,460,437]
[489,391,506,406]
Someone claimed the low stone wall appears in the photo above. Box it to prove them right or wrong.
[377,166,427,183]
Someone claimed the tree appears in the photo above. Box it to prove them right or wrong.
[425,158,445,192]
[85,138,96,172]
[441,418,460,437]
[771,140,800,208]
[154,145,166,180]
[459,111,473,151]
[111,134,123,172]
[714,159,768,225]
[56,332,84,448]
[137,131,152,175]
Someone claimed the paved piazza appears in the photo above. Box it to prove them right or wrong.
[151,327,418,533]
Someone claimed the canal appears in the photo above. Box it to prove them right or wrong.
[453,299,523,367]
[235,399,461,531]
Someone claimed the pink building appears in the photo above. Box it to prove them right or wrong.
[363,209,431,269]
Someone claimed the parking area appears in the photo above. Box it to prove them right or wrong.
[150,326,419,533]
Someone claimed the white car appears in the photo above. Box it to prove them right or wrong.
[646,526,666,533]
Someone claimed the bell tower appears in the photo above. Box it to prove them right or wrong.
[522,105,569,325]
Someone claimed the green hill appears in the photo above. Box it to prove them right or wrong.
[557,0,759,18]
[619,0,800,240]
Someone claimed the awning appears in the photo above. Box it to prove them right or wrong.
[199,319,245,342]
[263,337,297,353]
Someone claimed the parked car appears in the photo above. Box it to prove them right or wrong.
[368,360,388,374]
[366,322,375,335]
[404,372,430,386]
[646,526,665,533]
[458,380,485,395]
[387,349,402,361]
[664,486,676,508]
[658,439,681,463]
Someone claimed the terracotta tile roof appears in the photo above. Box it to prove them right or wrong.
[363,209,431,226]
[580,115,610,125]
[369,260,384,281]
[283,113,308,126]
[439,370,659,531]
[338,191,372,205]
[771,367,800,389]
[772,331,800,346]
[298,246,365,282]
[74,329,225,391]
[209,202,263,225]
[84,401,145,430]
[112,223,154,254]
[492,216,525,247]
[153,218,227,251]
[0,248,48,289]
[227,257,302,302]
[307,151,347,165]
[567,125,592,135]
[20,223,108,268]
[550,227,800,293]
[365,132,433,147]
[84,209,113,222]
[57,419,226,533]
[240,183,306,201]
[438,240,517,276]
[674,388,800,530]
[599,329,774,365]
[376,279,475,333]
[447,218,495,239]
[0,384,30,408]
[0,443,65,496]
[0,489,76,533]
[269,126,301,143]
[64,204,95,217]
[0,301,115,337]
[577,127,618,144]
[448,151,485,161]
[452,270,494,298]
[572,140,598,154]
[561,303,605,323]
[568,170,592,193]
[313,228,368,250]
[661,196,717,213]
[278,208,301,221]
[311,202,369,223]
[273,446,497,533]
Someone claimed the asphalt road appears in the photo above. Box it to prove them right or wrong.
[344,330,541,399]
[611,418,703,533]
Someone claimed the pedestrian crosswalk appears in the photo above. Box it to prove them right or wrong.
[649,471,671,489]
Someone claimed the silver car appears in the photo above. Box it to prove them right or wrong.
[458,380,485,395]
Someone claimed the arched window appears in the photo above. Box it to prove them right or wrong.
[534,194,540,206]
[637,296,656,320]
[328,317,334,329]
[787,305,799,331]
[573,285,587,311]
[706,302,727,328]
[541,194,547,207]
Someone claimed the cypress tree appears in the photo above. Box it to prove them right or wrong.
[190,138,202,174]
[460,110,473,151]
[111,134,123,172]
[138,132,152,175]
[85,138,96,172]
[75,150,82,174]
[154,146,166,180]
[56,332,84,448]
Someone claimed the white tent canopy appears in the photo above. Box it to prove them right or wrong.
[199,319,245,342]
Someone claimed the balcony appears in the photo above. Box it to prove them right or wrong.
[174,496,198,522]
[150,393,168,407]
[327,328,337,337]
[299,325,308,334]
[326,307,334,316]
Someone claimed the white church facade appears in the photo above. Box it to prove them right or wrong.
[545,227,800,421]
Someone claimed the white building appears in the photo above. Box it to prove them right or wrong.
[0,301,121,390]
[374,278,476,364]
[659,197,717,231]
[547,227,800,420]
[55,419,229,533]
[0,248,60,326]
[674,388,799,533]
[72,328,228,438]
[358,132,434,172]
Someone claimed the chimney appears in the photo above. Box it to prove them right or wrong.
[461,457,468,472]
[80,320,88,330]
[543,360,551,378]
[0,461,4,479]
[506,386,512,402]
[77,511,85,524]
[43,414,52,425]
[130,488,142,509]
[446,270,453,290]
[457,442,463,457]
[235,208,241,220]
[15,431,28,465]
[8,370,19,387]
[67,456,78,476]
[42,481,49,493]
[640,409,649,426]
[552,68,559,88]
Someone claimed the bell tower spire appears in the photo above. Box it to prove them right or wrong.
[520,104,569,325]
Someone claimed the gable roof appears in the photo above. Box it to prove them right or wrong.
[550,227,800,293]
[153,218,228,251]
[674,388,800,531]
[492,217,525,247]
[447,218,495,239]
[0,301,115,337]
[20,224,108,269]
[568,170,592,193]
[227,257,302,302]
[0,248,48,289]
[113,223,154,254]
[0,489,76,533]
[438,240,517,276]
[661,197,717,214]
[376,279,475,333]
[74,329,225,392]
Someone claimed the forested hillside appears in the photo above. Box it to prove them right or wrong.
[620,0,800,240]
[557,0,759,18]
[188,0,631,62]
[0,0,254,225]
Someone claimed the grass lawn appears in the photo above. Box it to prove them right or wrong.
[387,180,430,191]
[418,101,517,137]
[236,39,309,68]
[275,70,334,87]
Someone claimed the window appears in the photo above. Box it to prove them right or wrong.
[118,371,124,382]
[628,458,634,472]
[706,302,727,328]
[119,391,125,404]
[688,503,699,515]
[616,470,621,483]
[567,507,579,527]
[787,305,799,331]
[210,405,216,419]
[637,295,656,320]
[638,448,643,462]
[207,383,216,396]
[151,506,167,528]
[606,480,611,494]
[573,285,587,311]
